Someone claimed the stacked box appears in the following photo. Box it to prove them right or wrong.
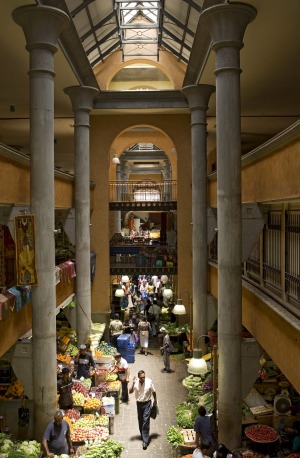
[119,346,135,364]
[117,334,131,348]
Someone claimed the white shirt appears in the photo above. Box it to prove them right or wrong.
[115,357,129,381]
[133,377,155,402]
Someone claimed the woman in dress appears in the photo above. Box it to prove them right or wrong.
[137,316,151,356]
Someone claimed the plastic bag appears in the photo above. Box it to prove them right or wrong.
[193,449,204,458]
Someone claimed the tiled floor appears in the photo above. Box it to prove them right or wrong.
[113,338,189,457]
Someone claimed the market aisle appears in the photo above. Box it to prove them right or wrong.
[112,340,188,457]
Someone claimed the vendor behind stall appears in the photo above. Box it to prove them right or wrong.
[109,352,130,403]
[75,344,95,379]
[57,367,73,410]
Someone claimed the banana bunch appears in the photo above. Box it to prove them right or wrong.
[66,343,78,356]
[5,380,24,398]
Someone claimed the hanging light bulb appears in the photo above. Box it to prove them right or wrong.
[112,152,120,164]
[187,348,208,375]
[172,298,186,315]
[162,285,173,299]
[115,285,125,297]
[121,275,129,283]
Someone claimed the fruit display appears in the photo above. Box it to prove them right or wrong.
[70,426,109,442]
[64,409,81,421]
[73,391,86,406]
[245,424,279,443]
[57,353,72,364]
[90,383,109,396]
[58,326,77,341]
[81,378,92,391]
[4,379,24,399]
[73,415,109,428]
[84,397,102,410]
[66,343,79,357]
[106,381,120,391]
[106,373,118,382]
[73,381,89,397]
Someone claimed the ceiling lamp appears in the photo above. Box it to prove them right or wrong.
[112,152,120,164]
[187,348,208,375]
[172,298,186,315]
[160,274,168,284]
[121,275,129,283]
[162,285,173,299]
[115,285,125,297]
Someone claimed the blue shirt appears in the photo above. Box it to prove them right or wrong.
[43,420,70,455]
[194,415,216,448]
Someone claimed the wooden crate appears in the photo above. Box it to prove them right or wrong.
[181,429,196,446]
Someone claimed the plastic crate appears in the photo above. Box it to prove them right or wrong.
[124,355,135,363]
[127,342,135,349]
[117,334,131,348]
[119,348,135,357]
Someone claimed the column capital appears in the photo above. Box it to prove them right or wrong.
[64,86,99,113]
[12,5,69,53]
[200,3,257,51]
[181,84,215,111]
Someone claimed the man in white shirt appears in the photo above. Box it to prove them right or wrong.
[110,353,130,403]
[129,370,157,450]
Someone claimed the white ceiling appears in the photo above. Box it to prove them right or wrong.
[0,0,299,174]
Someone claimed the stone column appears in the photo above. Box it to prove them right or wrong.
[200,3,256,449]
[12,4,69,440]
[115,164,122,233]
[181,85,215,352]
[64,86,99,347]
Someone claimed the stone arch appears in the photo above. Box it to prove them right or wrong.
[108,123,177,181]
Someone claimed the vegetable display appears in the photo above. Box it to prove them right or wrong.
[0,438,41,458]
[97,342,117,356]
[82,439,124,458]
[245,424,279,443]
[176,402,199,429]
[166,426,184,448]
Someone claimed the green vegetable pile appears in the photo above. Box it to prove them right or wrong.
[0,438,41,458]
[82,439,124,458]
[176,401,199,429]
[182,374,214,410]
[166,426,184,448]
[97,342,117,356]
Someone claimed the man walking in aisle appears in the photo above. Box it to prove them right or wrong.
[129,370,157,450]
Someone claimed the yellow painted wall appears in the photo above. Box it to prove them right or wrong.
[90,113,192,314]
[0,156,96,209]
[93,52,186,91]
[209,264,300,393]
[208,139,300,207]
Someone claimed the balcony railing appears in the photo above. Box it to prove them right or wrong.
[208,208,300,310]
[109,180,177,203]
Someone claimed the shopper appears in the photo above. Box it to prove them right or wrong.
[42,410,74,457]
[110,352,130,403]
[75,344,95,379]
[147,300,161,336]
[292,421,300,452]
[109,313,124,348]
[57,367,73,410]
[160,327,173,372]
[194,405,216,456]
[138,316,151,356]
[129,370,157,450]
